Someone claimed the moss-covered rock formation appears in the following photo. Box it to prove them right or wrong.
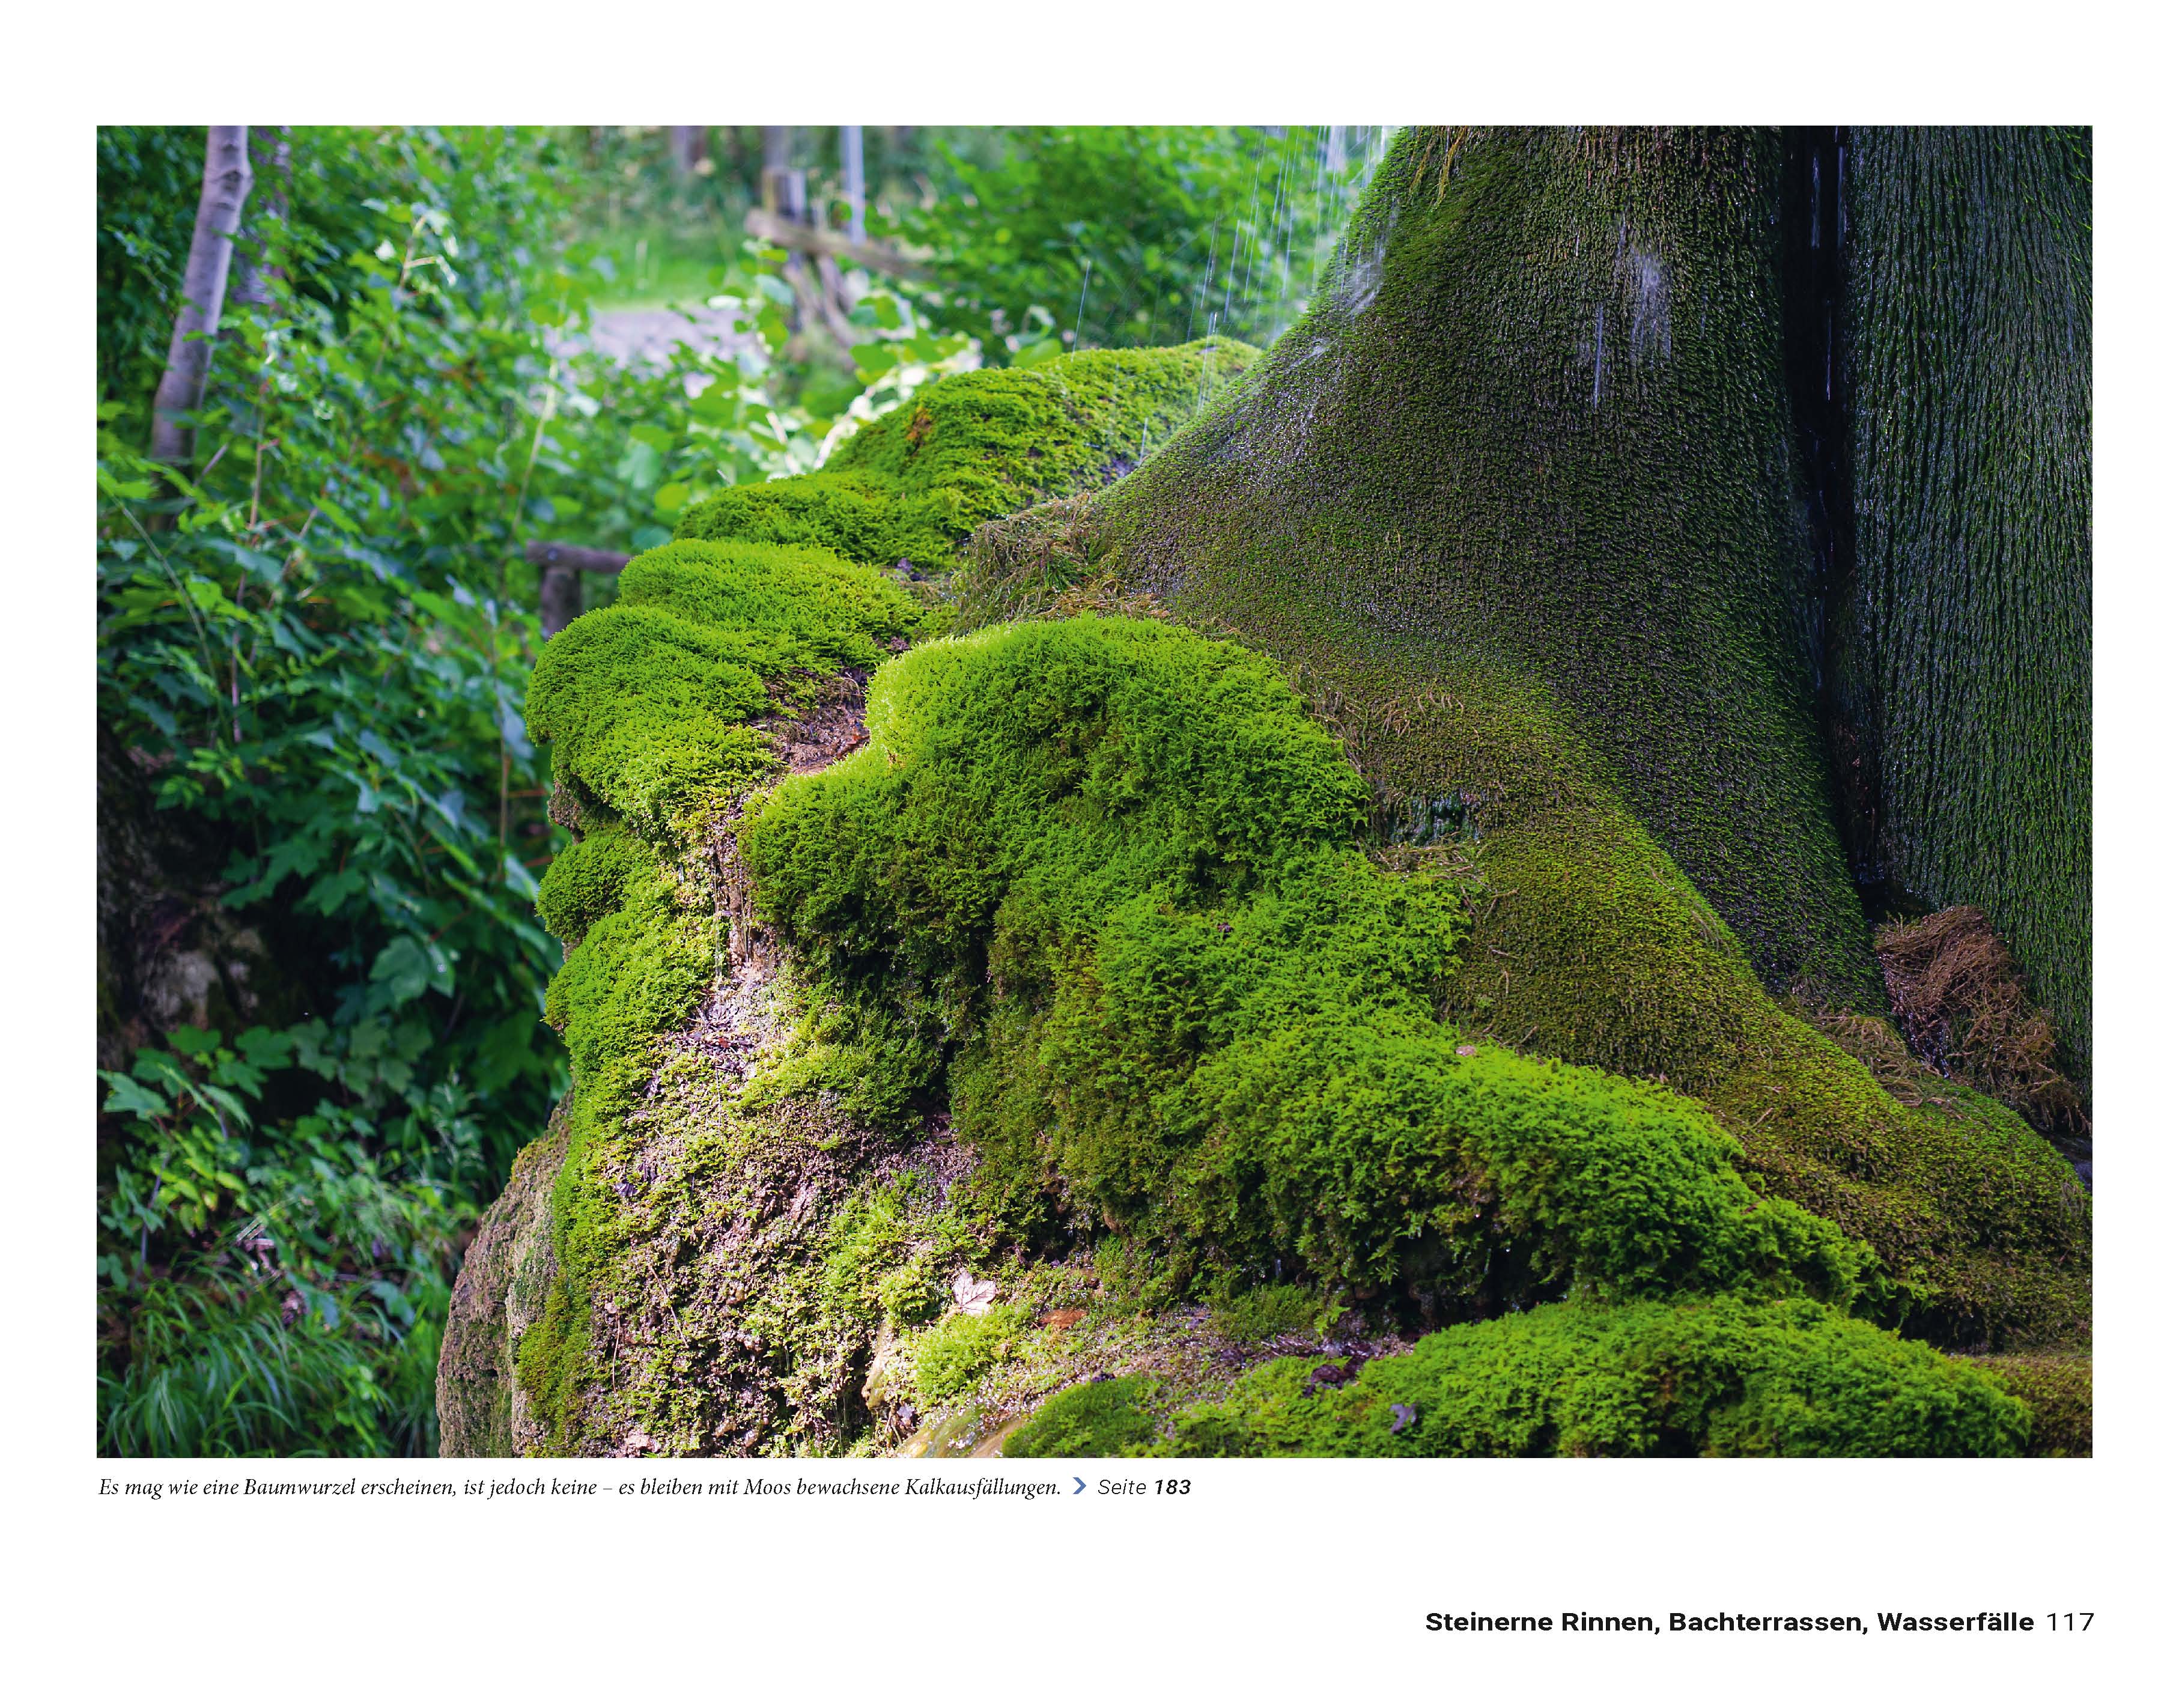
[746,618,1870,1317]
[1161,1296,2032,1458]
[440,130,2089,1460]
[676,339,1255,579]
[437,345,1269,1454]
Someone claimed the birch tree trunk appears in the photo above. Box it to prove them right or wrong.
[148,126,253,470]
[841,124,866,242]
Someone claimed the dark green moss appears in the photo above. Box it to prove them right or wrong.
[1167,1295,2030,1458]
[1974,1351,2091,1457]
[675,341,1256,576]
[1210,1283,1319,1342]
[1005,1376,1158,1457]
[1839,127,2092,1082]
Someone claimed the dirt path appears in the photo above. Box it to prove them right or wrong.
[560,303,755,368]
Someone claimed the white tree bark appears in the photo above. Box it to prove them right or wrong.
[148,126,254,470]
[841,124,866,242]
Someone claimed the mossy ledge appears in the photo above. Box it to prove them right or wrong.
[452,347,1275,1455]
[676,339,1256,582]
[441,139,2088,1456]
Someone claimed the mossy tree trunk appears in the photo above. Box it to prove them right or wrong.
[1835,126,2091,1082]
[1096,124,2088,1064]
[1100,127,1877,1004]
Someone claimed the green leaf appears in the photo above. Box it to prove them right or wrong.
[233,1027,294,1071]
[100,1074,171,1120]
[369,934,455,1006]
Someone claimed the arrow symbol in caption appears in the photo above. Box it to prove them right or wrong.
[1074,1477,1085,1494]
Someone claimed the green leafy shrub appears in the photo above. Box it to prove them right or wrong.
[95,126,639,1454]
[1167,1296,2031,1458]
[1005,1377,1158,1458]
[97,1027,470,1456]
[888,127,1385,360]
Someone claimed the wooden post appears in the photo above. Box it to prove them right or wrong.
[669,126,708,178]
[526,541,632,639]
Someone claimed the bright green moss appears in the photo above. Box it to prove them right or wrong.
[673,472,964,573]
[1166,1295,2031,1458]
[511,538,935,1453]
[746,616,1869,1313]
[914,1304,1030,1404]
[823,1179,981,1330]
[524,605,777,845]
[535,822,643,946]
[617,537,930,664]
[675,341,1256,576]
[526,540,924,847]
[1004,1376,1158,1458]
[541,864,715,1121]
[825,341,1259,523]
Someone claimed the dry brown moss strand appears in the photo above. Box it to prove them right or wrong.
[1841,127,2091,1083]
